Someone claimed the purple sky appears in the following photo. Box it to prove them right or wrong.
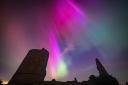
[0,0,128,84]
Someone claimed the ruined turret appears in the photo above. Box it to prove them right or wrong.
[95,58,119,85]
[8,48,49,85]
[96,58,108,76]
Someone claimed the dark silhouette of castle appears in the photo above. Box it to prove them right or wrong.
[86,58,119,85]
[8,48,49,85]
[8,48,119,85]
[96,58,109,75]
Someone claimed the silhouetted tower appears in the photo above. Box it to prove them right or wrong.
[95,58,119,85]
[96,58,109,76]
[8,48,49,85]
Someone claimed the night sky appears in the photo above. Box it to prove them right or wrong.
[0,0,128,84]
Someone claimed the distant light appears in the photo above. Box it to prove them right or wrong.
[2,80,8,85]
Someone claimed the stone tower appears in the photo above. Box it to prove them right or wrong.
[8,48,49,85]
[96,58,109,76]
[95,58,119,85]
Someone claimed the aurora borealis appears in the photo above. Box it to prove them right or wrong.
[0,0,128,83]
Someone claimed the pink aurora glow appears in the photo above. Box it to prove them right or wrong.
[47,0,86,79]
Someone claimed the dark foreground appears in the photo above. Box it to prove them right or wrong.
[7,48,120,85]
